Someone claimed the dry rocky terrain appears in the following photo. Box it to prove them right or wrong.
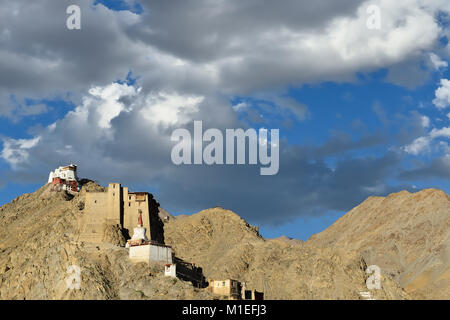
[0,183,211,299]
[0,183,448,299]
[308,189,450,299]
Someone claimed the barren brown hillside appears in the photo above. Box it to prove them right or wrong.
[164,208,408,299]
[0,184,211,299]
[308,189,450,299]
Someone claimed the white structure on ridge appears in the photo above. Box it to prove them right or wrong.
[47,164,79,191]
[48,164,78,183]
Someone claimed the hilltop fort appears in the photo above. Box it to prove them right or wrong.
[46,164,263,300]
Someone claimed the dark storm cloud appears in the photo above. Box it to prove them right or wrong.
[151,146,404,224]
[309,131,387,158]
[399,155,450,181]
[0,0,134,114]
[0,81,412,224]
[1,0,445,115]
[125,0,365,62]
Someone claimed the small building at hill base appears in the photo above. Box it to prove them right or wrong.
[208,279,264,300]
[209,279,241,299]
[164,258,206,288]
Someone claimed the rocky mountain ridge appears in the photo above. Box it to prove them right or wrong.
[0,184,448,299]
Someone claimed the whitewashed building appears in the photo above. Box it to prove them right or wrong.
[48,164,79,192]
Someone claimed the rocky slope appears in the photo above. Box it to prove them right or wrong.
[0,184,211,299]
[164,208,408,299]
[308,189,450,299]
[0,184,447,299]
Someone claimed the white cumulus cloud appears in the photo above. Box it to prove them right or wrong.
[403,126,450,155]
[1,136,41,167]
[141,92,204,127]
[433,79,450,109]
[429,53,448,70]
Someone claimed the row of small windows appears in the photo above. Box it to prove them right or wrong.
[92,193,139,205]
[111,192,134,198]
[93,200,134,205]
[110,191,134,201]
[93,200,133,205]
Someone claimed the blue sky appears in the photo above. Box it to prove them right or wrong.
[1,0,450,240]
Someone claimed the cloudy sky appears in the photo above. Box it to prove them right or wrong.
[1,0,450,240]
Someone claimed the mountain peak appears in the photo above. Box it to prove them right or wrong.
[307,187,450,299]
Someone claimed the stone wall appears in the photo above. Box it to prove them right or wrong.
[78,183,165,244]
